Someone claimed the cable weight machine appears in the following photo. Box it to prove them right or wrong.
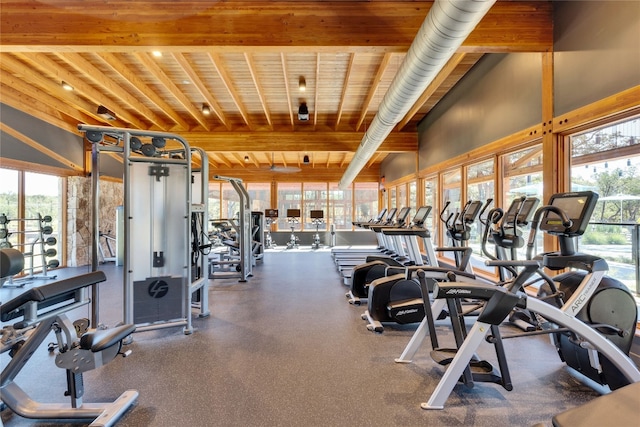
[78,124,210,336]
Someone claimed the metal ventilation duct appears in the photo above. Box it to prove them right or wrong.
[338,0,496,189]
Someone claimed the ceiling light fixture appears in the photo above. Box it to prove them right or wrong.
[97,105,116,121]
[299,76,306,92]
[152,51,163,58]
[61,81,74,91]
[244,155,250,163]
[202,104,211,116]
[303,154,310,164]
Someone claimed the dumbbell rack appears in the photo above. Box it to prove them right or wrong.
[0,212,59,285]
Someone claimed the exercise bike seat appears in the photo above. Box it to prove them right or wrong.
[1,271,107,324]
[80,323,136,352]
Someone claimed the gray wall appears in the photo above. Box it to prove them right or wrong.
[380,152,416,182]
[413,53,542,171]
[0,103,84,170]
[554,1,640,116]
[0,103,124,178]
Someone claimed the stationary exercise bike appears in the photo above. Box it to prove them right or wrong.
[421,191,639,409]
[310,210,324,250]
[285,208,301,250]
[264,209,278,249]
[0,251,138,425]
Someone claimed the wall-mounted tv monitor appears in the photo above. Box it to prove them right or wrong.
[310,210,324,219]
[265,209,279,218]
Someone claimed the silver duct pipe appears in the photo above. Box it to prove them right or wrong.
[338,0,496,189]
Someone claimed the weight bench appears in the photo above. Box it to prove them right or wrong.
[0,269,138,426]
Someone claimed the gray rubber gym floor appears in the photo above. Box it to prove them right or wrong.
[0,249,616,426]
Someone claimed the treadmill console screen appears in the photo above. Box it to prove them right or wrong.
[412,206,432,226]
[286,209,301,218]
[541,191,598,236]
[374,208,388,222]
[396,207,412,224]
[385,208,397,222]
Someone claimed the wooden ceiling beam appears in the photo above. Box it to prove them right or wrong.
[96,52,191,130]
[57,52,169,130]
[134,52,210,131]
[208,52,251,129]
[244,52,273,128]
[173,53,231,130]
[183,131,416,153]
[335,53,355,130]
[356,52,392,131]
[0,2,553,53]
[280,53,295,129]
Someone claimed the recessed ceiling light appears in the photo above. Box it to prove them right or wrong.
[152,51,163,58]
[61,81,74,91]
[202,104,211,116]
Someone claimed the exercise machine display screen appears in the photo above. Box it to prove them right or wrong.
[286,209,301,218]
[374,208,387,222]
[265,209,279,218]
[412,206,432,226]
[504,197,539,225]
[310,210,324,219]
[396,207,411,224]
[385,208,397,223]
[541,191,598,236]
[463,201,482,223]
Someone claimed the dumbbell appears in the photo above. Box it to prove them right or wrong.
[47,259,60,268]
[0,241,12,249]
[0,226,52,238]
[45,236,57,246]
[45,248,57,257]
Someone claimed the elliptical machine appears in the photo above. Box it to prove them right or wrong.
[421,190,639,409]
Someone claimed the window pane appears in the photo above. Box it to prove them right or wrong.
[501,144,543,258]
[396,183,407,209]
[570,117,640,295]
[466,159,495,271]
[442,168,461,244]
[24,171,62,272]
[277,182,302,230]
[409,181,417,209]
[329,183,352,231]
[0,168,20,250]
[424,177,439,246]
[354,182,379,228]
[221,182,240,219]
[247,183,271,214]
[208,182,221,220]
[303,183,327,230]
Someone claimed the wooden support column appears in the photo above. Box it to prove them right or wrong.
[541,50,562,253]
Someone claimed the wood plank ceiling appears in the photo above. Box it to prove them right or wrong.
[0,1,553,182]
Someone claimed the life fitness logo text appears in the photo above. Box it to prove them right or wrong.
[148,280,169,299]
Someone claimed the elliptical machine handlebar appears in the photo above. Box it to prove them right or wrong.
[526,205,573,260]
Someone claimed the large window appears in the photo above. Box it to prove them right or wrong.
[441,168,461,245]
[409,181,417,210]
[0,168,63,273]
[396,183,407,210]
[277,182,302,229]
[570,117,640,295]
[424,177,438,246]
[208,182,221,221]
[247,183,271,214]
[353,183,379,226]
[501,144,543,259]
[465,159,495,266]
[329,183,352,231]
[303,183,327,230]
